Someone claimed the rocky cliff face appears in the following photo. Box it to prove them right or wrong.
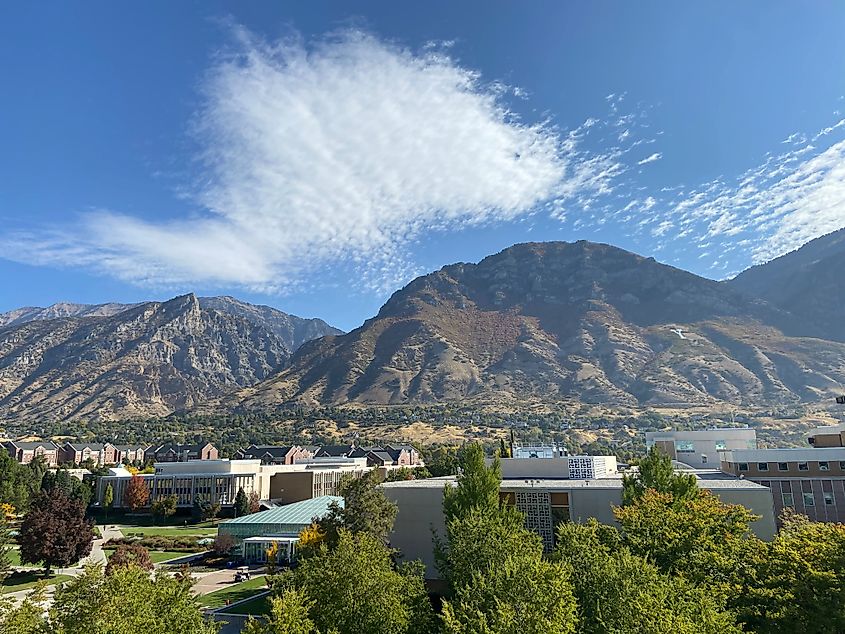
[234,241,845,409]
[728,227,845,343]
[0,294,314,422]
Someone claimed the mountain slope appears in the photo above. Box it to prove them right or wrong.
[234,241,845,409]
[0,294,292,422]
[728,227,845,342]
[0,296,341,353]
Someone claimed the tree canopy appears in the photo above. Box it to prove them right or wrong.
[19,488,94,574]
[621,445,698,505]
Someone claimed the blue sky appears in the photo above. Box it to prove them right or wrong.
[2,1,844,331]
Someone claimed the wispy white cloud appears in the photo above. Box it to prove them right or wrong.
[639,120,845,275]
[1,28,637,295]
[637,152,662,165]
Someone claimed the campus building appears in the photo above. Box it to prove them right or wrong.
[94,456,370,509]
[498,455,617,480]
[58,441,117,466]
[383,468,776,579]
[645,428,757,468]
[719,426,845,524]
[217,496,342,563]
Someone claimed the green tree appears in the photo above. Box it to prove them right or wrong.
[242,590,320,634]
[318,471,397,547]
[0,450,43,512]
[732,512,845,634]
[0,516,11,582]
[19,489,94,575]
[234,487,250,517]
[0,585,51,634]
[555,521,742,634]
[442,443,501,522]
[621,446,698,505]
[103,483,114,519]
[441,553,576,634]
[614,488,757,575]
[151,495,177,523]
[40,469,92,506]
[270,530,435,634]
[51,564,219,634]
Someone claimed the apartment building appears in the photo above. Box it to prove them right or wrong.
[145,441,218,463]
[113,444,149,464]
[58,442,117,466]
[645,428,757,468]
[234,445,317,465]
[3,441,61,467]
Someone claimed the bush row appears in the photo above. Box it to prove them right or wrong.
[104,535,207,552]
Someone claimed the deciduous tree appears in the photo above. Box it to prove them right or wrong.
[318,471,397,547]
[151,494,177,523]
[621,446,698,505]
[270,530,434,634]
[442,443,501,522]
[19,489,93,575]
[243,590,319,634]
[106,543,154,575]
[123,474,149,512]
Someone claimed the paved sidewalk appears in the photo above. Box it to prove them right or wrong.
[190,565,265,597]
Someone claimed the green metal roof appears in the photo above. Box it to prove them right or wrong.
[221,495,343,526]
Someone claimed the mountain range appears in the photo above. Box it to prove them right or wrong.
[1,230,844,423]
[0,295,339,421]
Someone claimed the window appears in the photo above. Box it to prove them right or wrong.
[701,455,708,464]
[819,461,830,471]
[778,462,789,471]
[840,461,845,470]
[782,493,794,507]
[802,492,815,507]
[715,440,727,451]
[824,493,834,506]
[757,462,769,471]
[738,463,748,472]
[798,462,809,471]
[675,440,695,453]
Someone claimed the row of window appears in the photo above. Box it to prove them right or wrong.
[737,461,845,472]
[782,491,836,507]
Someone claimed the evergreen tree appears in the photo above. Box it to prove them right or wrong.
[318,471,397,547]
[0,515,11,582]
[234,487,250,517]
[103,482,114,519]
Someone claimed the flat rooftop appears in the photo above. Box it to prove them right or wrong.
[381,472,768,491]
[721,447,845,461]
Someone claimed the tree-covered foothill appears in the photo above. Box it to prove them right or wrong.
[18,488,94,574]
[0,565,219,634]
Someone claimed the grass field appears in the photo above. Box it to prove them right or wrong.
[1,572,73,594]
[103,548,194,564]
[217,590,272,615]
[197,576,268,609]
[7,548,36,568]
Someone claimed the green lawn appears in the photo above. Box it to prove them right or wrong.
[198,576,269,609]
[117,525,218,537]
[103,549,195,564]
[1,572,73,594]
[216,589,272,615]
[7,548,36,568]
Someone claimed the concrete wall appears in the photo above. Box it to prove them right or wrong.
[499,458,569,479]
[270,472,314,504]
[383,484,448,579]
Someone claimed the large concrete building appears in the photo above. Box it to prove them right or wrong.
[498,455,617,480]
[382,469,776,579]
[645,427,757,468]
[94,457,370,509]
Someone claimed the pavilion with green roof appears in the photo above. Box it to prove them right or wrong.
[218,495,342,563]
